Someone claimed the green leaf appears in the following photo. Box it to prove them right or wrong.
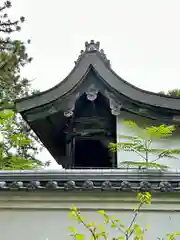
[97,225,105,232]
[122,120,137,128]
[118,237,125,240]
[75,233,85,240]
[137,192,151,204]
[68,226,77,233]
[145,224,151,229]
[111,221,117,228]
[72,206,78,211]
[145,125,175,139]
[120,161,168,169]
[98,210,106,215]
[104,214,110,224]
[87,222,95,228]
[68,212,75,220]
[134,224,143,235]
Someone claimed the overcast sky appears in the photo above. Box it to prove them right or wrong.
[10,0,180,168]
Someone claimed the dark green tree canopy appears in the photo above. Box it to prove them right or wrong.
[159,89,180,97]
[0,1,45,169]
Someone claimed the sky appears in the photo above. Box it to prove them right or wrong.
[9,0,180,168]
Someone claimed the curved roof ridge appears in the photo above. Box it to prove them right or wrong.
[15,40,180,112]
[109,66,180,99]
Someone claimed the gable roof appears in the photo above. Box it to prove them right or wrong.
[15,40,180,113]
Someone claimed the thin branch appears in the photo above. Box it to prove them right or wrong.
[147,139,152,149]
[127,202,143,238]
[144,141,148,164]
[0,6,6,11]
[111,219,126,236]
[151,156,161,163]
[0,20,18,27]
[75,211,97,240]
[132,149,147,161]
[0,28,11,33]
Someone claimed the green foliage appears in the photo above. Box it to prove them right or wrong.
[0,110,42,169]
[109,121,180,169]
[0,1,33,110]
[0,1,43,169]
[166,232,180,240]
[159,89,180,97]
[68,193,179,239]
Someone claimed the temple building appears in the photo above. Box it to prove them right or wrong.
[15,40,180,169]
[0,41,180,239]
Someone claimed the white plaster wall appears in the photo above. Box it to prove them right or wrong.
[0,209,180,240]
[0,192,179,240]
[116,111,180,169]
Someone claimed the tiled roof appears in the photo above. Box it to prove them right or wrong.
[0,169,180,192]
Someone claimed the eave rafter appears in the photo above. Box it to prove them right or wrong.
[23,82,123,122]
[23,83,179,124]
[64,84,122,118]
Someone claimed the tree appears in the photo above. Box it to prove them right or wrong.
[0,0,33,111]
[0,1,44,169]
[68,122,180,239]
[0,110,41,169]
[68,193,180,239]
[109,121,180,169]
[159,89,180,97]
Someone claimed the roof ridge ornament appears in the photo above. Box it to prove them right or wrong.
[75,40,110,67]
[85,40,100,52]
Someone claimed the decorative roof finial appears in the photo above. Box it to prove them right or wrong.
[85,40,100,52]
[74,40,110,67]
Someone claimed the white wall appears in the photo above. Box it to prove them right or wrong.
[116,111,180,169]
[0,191,179,240]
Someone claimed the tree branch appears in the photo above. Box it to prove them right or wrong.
[0,20,18,27]
[128,202,143,238]
[74,211,98,239]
